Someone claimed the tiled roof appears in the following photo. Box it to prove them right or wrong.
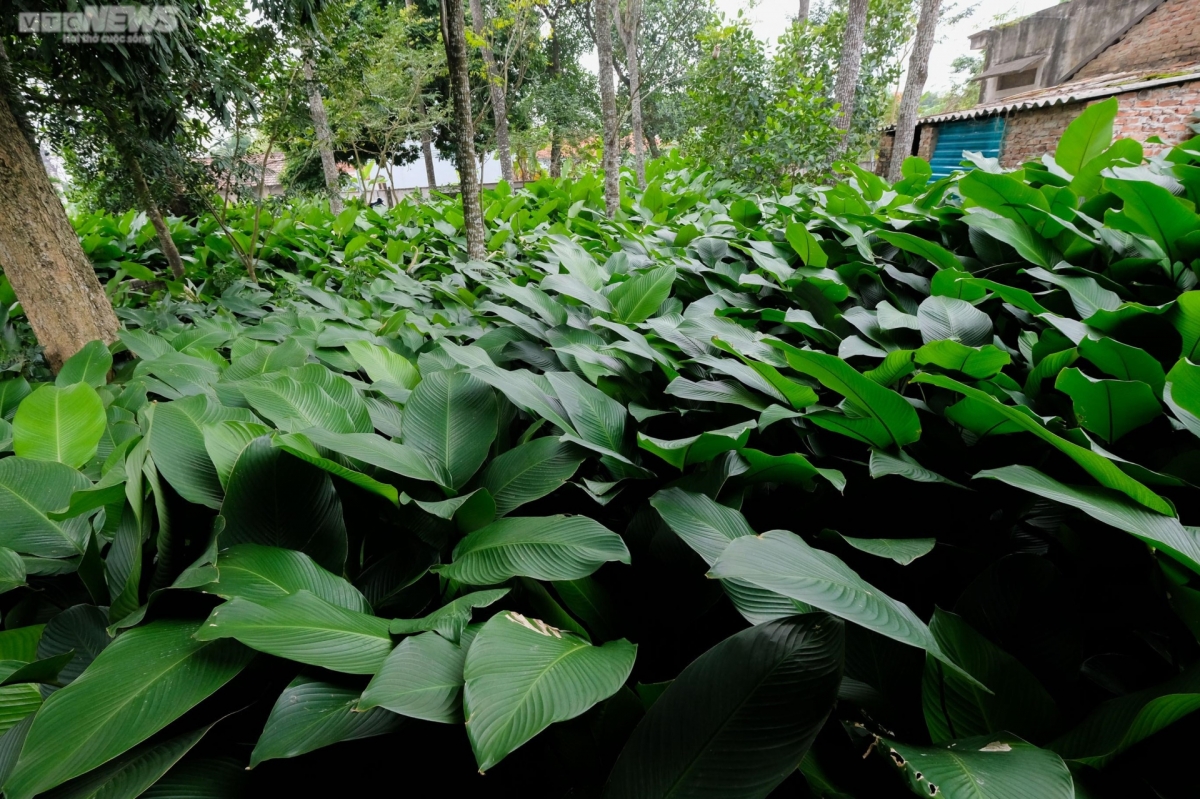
[916,62,1200,125]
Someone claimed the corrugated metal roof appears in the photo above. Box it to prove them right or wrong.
[914,63,1200,126]
[974,54,1046,81]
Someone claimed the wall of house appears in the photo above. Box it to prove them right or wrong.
[917,126,939,162]
[1075,0,1200,79]
[997,80,1200,167]
[876,131,896,177]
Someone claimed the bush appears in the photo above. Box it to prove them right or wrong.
[0,98,1198,796]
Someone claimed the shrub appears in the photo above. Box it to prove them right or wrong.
[0,98,1198,796]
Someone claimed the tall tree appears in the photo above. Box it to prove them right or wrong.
[441,0,487,258]
[797,0,810,24]
[615,0,645,188]
[302,55,344,213]
[832,0,869,155]
[0,56,119,370]
[405,0,441,191]
[888,0,941,181]
[469,0,514,183]
[594,0,620,216]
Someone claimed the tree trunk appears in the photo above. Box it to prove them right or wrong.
[406,0,440,193]
[302,56,344,215]
[550,138,562,178]
[618,0,646,188]
[646,124,660,159]
[595,0,620,217]
[469,0,514,184]
[797,0,810,25]
[832,0,869,157]
[113,134,185,281]
[0,89,119,371]
[548,16,563,179]
[888,0,941,182]
[441,0,487,259]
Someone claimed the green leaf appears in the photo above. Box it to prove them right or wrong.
[546,371,630,458]
[976,464,1200,574]
[402,371,497,490]
[195,591,392,675]
[961,213,1058,268]
[0,652,75,687]
[37,606,109,687]
[914,373,1173,514]
[1170,291,1200,361]
[786,223,829,267]
[922,609,1059,744]
[1054,366,1161,443]
[344,340,420,390]
[604,614,843,799]
[869,448,966,488]
[301,428,448,485]
[463,611,636,771]
[710,529,978,686]
[435,515,630,585]
[2,620,250,799]
[0,548,24,594]
[879,734,1073,799]
[728,199,762,227]
[1165,358,1200,437]
[1055,96,1117,174]
[0,378,31,422]
[1050,661,1200,766]
[55,341,112,389]
[877,231,960,270]
[359,631,469,723]
[0,458,90,557]
[915,340,1010,379]
[196,544,370,612]
[272,432,401,505]
[637,420,755,469]
[841,535,935,565]
[1024,267,1121,320]
[388,588,509,641]
[1108,179,1200,262]
[148,394,258,509]
[12,384,106,469]
[478,438,584,516]
[136,756,247,797]
[776,345,921,448]
[220,437,347,574]
[202,421,272,492]
[609,265,675,324]
[959,171,1051,228]
[917,295,993,347]
[39,724,212,799]
[1078,336,1166,396]
[248,674,403,768]
[240,373,371,435]
[0,684,39,736]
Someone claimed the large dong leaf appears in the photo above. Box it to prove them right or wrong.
[976,465,1200,575]
[0,458,91,558]
[604,614,843,799]
[775,346,921,448]
[478,437,585,516]
[435,515,630,585]
[344,340,420,390]
[148,394,258,509]
[195,591,392,675]
[248,674,404,768]
[220,437,348,574]
[1055,96,1116,175]
[1054,367,1161,443]
[358,630,470,723]
[921,609,1059,744]
[39,724,211,799]
[402,371,497,490]
[609,265,676,324]
[2,620,251,799]
[12,384,106,469]
[1049,660,1200,767]
[463,611,636,771]
[1165,358,1200,438]
[196,544,370,612]
[879,734,1073,799]
[917,295,993,347]
[914,373,1173,514]
[710,530,979,686]
[55,340,112,389]
[239,374,371,435]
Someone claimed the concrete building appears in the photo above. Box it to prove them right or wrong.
[880,0,1200,178]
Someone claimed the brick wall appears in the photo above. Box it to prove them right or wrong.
[876,131,895,176]
[917,126,938,161]
[1076,0,1200,79]
[999,102,1084,167]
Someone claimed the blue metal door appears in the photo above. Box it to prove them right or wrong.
[929,117,1006,178]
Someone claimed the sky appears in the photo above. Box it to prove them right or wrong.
[712,0,1056,92]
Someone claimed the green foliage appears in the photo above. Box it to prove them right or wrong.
[4,106,1200,795]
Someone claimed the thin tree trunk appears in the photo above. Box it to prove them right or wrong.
[888,0,941,182]
[548,16,563,179]
[441,0,487,259]
[469,0,514,184]
[645,124,660,158]
[111,131,185,281]
[406,0,440,193]
[0,88,119,371]
[617,0,646,188]
[595,0,620,217]
[832,0,869,157]
[797,0,810,25]
[302,56,344,215]
[550,138,562,178]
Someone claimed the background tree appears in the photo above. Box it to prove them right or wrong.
[888,0,941,181]
[614,0,645,187]
[441,0,487,257]
[832,0,869,155]
[302,53,344,213]
[469,0,514,182]
[594,0,620,216]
